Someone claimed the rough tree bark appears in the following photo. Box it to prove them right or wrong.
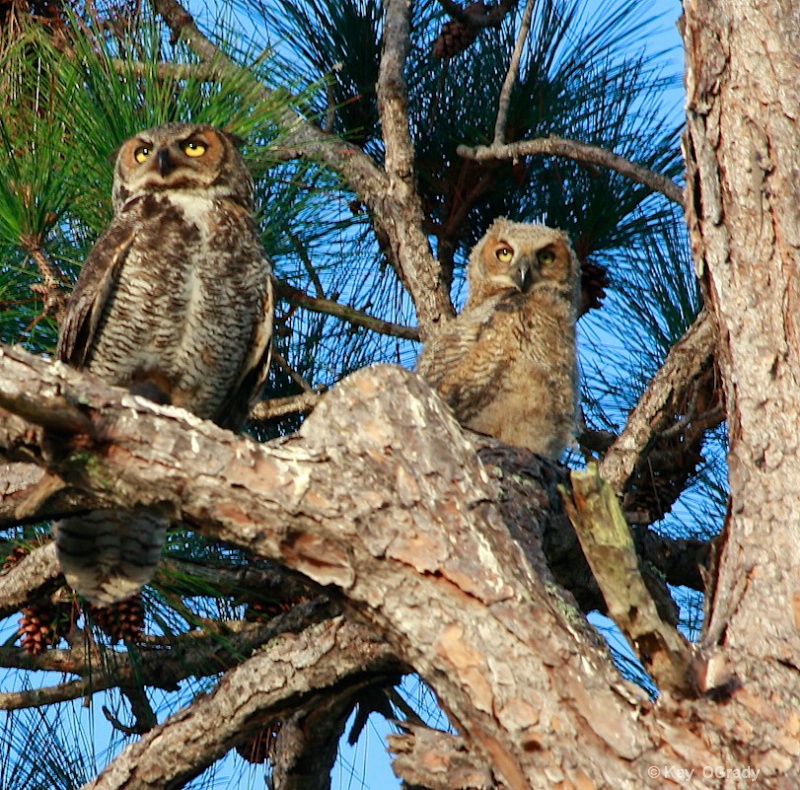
[0,342,792,788]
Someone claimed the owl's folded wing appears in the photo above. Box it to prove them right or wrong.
[211,256,275,432]
[57,224,134,369]
[416,296,510,423]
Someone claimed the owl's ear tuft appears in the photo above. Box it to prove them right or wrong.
[224,131,248,149]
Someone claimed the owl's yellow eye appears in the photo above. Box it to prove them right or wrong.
[537,248,556,266]
[183,140,207,157]
[134,146,151,164]
[496,246,514,263]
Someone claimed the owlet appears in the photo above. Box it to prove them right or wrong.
[417,218,580,459]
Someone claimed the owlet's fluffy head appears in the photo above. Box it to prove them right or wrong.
[112,122,253,212]
[465,217,580,310]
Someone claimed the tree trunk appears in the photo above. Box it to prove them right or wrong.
[680,0,800,779]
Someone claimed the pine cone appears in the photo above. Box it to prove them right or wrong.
[432,2,490,59]
[18,603,56,656]
[3,536,49,573]
[235,722,281,764]
[433,18,480,59]
[90,595,145,643]
[10,541,73,654]
[579,258,610,315]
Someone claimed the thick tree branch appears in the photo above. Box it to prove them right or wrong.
[388,724,494,790]
[458,136,685,209]
[0,462,99,529]
[0,541,62,618]
[598,309,718,499]
[0,345,740,787]
[377,0,454,336]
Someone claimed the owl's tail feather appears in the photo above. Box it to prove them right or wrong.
[55,509,167,607]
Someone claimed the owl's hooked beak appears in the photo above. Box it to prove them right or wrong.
[156,147,176,177]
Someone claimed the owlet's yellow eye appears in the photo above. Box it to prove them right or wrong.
[134,146,150,164]
[496,246,514,264]
[183,140,207,157]
[537,248,556,266]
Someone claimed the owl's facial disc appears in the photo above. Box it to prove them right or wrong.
[124,130,221,192]
[112,124,253,212]
[486,240,541,292]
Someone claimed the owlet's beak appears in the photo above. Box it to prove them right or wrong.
[512,257,538,292]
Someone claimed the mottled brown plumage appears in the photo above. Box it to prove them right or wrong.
[417,218,579,459]
[56,123,273,605]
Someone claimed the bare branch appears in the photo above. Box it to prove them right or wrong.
[377,0,455,336]
[598,310,718,497]
[288,231,326,299]
[25,246,68,320]
[458,136,685,209]
[250,391,321,422]
[494,0,535,145]
[275,279,420,341]
[271,349,315,393]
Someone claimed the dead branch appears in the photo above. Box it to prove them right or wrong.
[562,465,693,696]
[458,136,685,209]
[494,0,535,145]
[275,278,420,341]
[249,391,322,422]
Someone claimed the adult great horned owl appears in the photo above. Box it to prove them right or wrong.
[56,123,273,605]
[417,218,579,459]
